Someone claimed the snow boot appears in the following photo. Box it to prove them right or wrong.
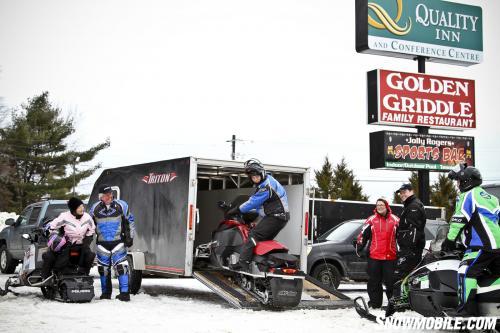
[229,260,250,272]
[100,293,112,300]
[116,292,130,302]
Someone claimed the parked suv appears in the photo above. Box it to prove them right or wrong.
[483,183,500,200]
[0,200,69,273]
[307,219,447,288]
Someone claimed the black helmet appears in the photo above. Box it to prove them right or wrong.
[244,158,266,180]
[448,163,482,192]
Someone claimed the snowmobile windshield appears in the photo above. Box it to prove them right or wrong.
[227,195,258,224]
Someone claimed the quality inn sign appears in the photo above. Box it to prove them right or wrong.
[356,0,483,66]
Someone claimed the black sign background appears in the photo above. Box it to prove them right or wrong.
[370,131,475,171]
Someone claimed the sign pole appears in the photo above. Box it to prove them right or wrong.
[416,56,430,205]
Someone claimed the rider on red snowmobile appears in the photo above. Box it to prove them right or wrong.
[227,159,290,272]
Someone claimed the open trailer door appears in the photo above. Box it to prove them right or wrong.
[89,157,193,276]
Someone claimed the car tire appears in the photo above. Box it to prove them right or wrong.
[128,256,142,295]
[0,244,18,274]
[312,263,342,289]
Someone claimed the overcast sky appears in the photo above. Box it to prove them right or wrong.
[0,0,499,202]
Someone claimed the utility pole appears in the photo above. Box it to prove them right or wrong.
[416,56,430,205]
[227,135,237,160]
[226,135,252,160]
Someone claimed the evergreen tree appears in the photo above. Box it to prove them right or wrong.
[0,98,15,211]
[314,156,334,199]
[393,171,421,204]
[431,173,458,221]
[0,92,109,212]
[331,158,368,201]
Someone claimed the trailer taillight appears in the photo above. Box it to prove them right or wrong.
[304,212,309,236]
[188,204,194,230]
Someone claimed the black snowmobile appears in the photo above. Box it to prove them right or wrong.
[354,225,500,322]
[196,196,305,309]
[0,221,95,302]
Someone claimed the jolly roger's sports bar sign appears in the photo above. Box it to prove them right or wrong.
[370,130,475,171]
[367,69,476,130]
[355,0,483,66]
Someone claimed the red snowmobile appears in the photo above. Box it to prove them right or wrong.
[197,196,304,308]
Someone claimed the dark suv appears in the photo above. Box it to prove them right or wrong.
[307,219,447,288]
[0,200,69,273]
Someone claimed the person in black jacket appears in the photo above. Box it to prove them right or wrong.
[394,183,427,282]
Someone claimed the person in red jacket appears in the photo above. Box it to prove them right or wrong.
[354,198,399,308]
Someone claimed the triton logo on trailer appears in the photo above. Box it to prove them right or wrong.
[142,172,177,185]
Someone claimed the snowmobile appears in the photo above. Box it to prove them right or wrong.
[354,224,500,322]
[196,196,305,309]
[0,222,95,302]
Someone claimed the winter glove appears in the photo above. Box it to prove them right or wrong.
[83,235,93,247]
[441,238,456,252]
[226,206,240,217]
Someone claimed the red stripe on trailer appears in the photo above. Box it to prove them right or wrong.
[145,265,185,273]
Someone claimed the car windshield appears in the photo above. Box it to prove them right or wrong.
[44,204,70,220]
[429,224,450,252]
[424,221,442,240]
[320,221,362,243]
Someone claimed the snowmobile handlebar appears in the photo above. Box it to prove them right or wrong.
[22,227,48,244]
[426,249,463,260]
[216,200,258,225]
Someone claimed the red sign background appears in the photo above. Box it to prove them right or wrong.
[375,70,476,130]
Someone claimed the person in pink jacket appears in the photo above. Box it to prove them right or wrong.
[41,197,96,280]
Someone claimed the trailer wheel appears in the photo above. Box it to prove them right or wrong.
[128,256,142,295]
[311,263,341,289]
[0,245,17,274]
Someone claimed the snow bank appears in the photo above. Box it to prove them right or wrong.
[0,271,429,333]
[0,212,18,231]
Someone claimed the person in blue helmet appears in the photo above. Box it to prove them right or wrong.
[228,159,290,272]
[90,184,135,301]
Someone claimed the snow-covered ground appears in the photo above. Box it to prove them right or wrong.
[0,267,437,333]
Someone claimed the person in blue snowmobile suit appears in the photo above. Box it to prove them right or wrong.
[228,159,290,272]
[90,184,135,301]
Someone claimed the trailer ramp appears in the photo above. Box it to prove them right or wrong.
[299,275,353,310]
[193,270,353,310]
[193,270,263,309]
